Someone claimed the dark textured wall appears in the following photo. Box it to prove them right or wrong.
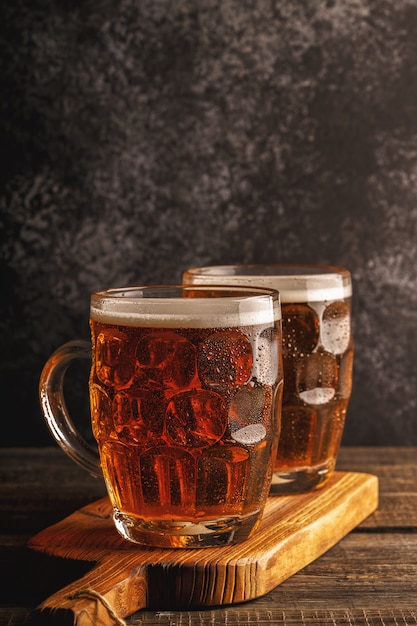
[1,1,416,447]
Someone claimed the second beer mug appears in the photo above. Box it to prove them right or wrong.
[183,265,354,494]
[40,285,283,548]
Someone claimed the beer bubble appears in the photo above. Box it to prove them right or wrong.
[322,301,351,355]
[197,330,253,392]
[139,446,196,510]
[296,351,338,406]
[228,383,273,431]
[277,406,317,466]
[165,389,227,448]
[197,445,250,510]
[95,329,135,388]
[338,348,354,398]
[136,331,197,390]
[112,387,165,443]
[252,327,279,385]
[282,304,319,357]
[100,439,143,512]
[281,355,297,404]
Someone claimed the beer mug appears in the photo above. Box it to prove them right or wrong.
[183,266,353,494]
[40,285,283,548]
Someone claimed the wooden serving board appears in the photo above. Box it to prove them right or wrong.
[28,471,378,625]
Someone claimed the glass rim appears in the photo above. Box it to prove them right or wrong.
[183,263,351,278]
[183,265,352,303]
[90,284,281,328]
[92,283,281,299]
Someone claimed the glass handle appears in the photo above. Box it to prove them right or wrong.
[39,340,101,478]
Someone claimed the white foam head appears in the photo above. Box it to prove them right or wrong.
[90,285,281,328]
[183,265,352,303]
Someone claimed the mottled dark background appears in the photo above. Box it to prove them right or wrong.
[1,0,416,447]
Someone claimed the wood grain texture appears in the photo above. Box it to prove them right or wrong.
[3,447,417,626]
[27,472,378,624]
[128,607,417,625]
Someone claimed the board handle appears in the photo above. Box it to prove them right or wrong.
[31,555,148,625]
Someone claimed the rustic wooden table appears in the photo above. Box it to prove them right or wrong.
[1,446,417,625]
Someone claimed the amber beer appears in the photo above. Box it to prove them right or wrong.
[89,286,282,547]
[278,293,353,486]
[183,265,353,493]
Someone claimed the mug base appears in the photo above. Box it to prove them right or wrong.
[113,508,262,548]
[270,461,335,494]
